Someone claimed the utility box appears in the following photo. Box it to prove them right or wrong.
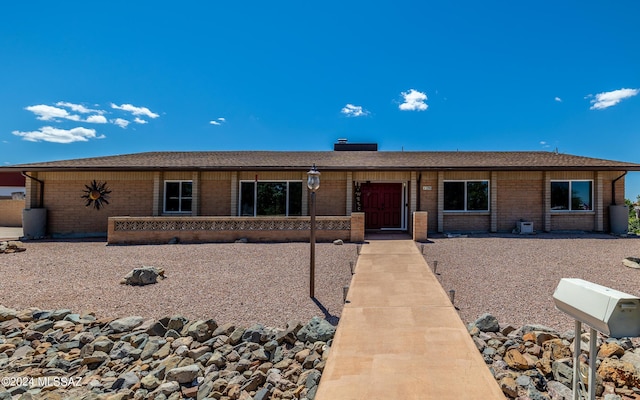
[517,221,533,234]
[553,278,640,338]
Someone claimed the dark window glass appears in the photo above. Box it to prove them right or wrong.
[165,182,180,212]
[552,181,592,211]
[444,182,465,210]
[467,181,489,211]
[551,181,570,210]
[571,181,592,210]
[241,181,303,216]
[257,182,287,216]
[288,182,302,216]
[240,182,255,216]
[164,181,192,212]
[181,199,192,212]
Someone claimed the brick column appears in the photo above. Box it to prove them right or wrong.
[350,212,365,242]
[412,211,428,242]
[595,171,603,232]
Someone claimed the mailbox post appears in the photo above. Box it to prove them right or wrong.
[553,278,640,400]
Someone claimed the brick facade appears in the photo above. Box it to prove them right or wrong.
[19,167,629,239]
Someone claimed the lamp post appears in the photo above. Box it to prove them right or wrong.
[307,164,321,298]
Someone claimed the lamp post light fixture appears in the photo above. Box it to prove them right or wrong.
[307,164,321,298]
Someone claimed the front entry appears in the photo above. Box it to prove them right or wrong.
[360,183,403,229]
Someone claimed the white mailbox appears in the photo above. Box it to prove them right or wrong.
[553,278,640,338]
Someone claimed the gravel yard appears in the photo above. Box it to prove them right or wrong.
[2,234,639,334]
[422,233,640,333]
[0,240,357,329]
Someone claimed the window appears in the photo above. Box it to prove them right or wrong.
[444,180,489,211]
[551,180,593,211]
[164,181,192,213]
[240,181,302,216]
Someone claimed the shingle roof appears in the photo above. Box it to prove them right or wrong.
[3,151,640,171]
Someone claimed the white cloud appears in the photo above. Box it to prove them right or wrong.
[399,89,428,111]
[341,104,369,117]
[112,118,130,128]
[12,126,104,143]
[134,117,148,124]
[85,115,108,124]
[209,117,226,125]
[589,88,639,110]
[56,101,103,114]
[25,104,81,121]
[111,103,159,118]
[554,97,562,102]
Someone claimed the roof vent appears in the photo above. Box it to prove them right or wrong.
[334,139,378,151]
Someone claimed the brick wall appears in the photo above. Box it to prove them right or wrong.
[0,199,24,226]
[316,173,347,215]
[200,178,231,216]
[495,172,544,232]
[550,214,595,231]
[40,172,154,236]
[443,214,491,232]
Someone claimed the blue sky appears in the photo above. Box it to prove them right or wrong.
[2,1,640,198]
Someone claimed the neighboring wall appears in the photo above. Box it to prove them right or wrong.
[0,199,24,226]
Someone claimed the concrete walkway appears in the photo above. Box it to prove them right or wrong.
[315,238,504,399]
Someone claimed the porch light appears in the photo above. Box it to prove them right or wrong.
[307,164,321,191]
[307,164,321,298]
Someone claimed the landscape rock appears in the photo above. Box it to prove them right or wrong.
[622,257,640,269]
[0,241,26,254]
[0,308,331,398]
[108,315,145,333]
[470,314,640,400]
[473,313,500,333]
[121,266,165,285]
[297,316,336,343]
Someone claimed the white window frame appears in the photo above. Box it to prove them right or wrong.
[163,180,193,214]
[550,179,594,212]
[239,180,303,217]
[443,180,490,212]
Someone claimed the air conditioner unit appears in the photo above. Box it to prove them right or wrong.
[517,221,533,234]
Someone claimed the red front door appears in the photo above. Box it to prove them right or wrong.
[361,183,403,229]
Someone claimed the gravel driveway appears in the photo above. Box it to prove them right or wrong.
[0,240,357,329]
[422,233,640,333]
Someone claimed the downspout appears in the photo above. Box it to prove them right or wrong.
[416,173,421,210]
[21,172,44,208]
[611,171,627,205]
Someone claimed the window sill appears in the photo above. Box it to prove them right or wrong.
[550,211,595,214]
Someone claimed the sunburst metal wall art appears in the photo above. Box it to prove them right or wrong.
[82,180,111,210]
